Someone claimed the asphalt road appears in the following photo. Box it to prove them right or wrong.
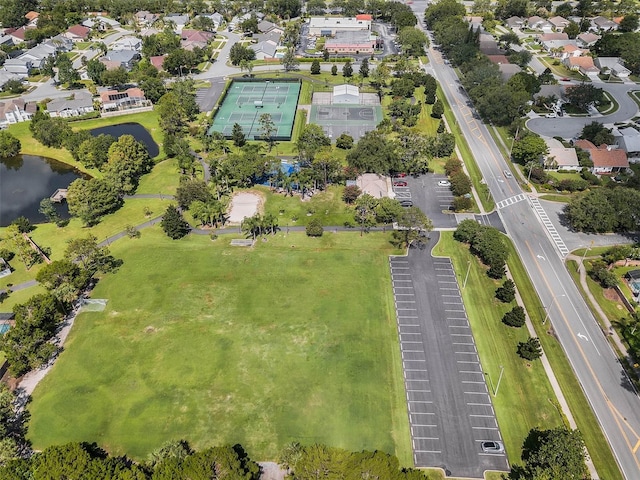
[391,234,508,478]
[410,1,640,477]
[394,173,457,229]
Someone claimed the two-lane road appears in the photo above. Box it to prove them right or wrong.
[411,0,640,478]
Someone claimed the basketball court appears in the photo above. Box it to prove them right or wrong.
[208,80,301,141]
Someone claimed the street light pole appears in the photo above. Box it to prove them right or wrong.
[581,240,594,274]
[543,293,566,325]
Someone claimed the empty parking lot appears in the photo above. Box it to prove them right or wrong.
[390,234,508,478]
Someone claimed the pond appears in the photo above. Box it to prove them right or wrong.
[0,155,88,227]
[90,122,159,158]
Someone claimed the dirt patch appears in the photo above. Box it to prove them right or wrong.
[259,461,287,480]
[228,191,264,224]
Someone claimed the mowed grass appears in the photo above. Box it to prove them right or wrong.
[28,229,411,463]
[433,233,563,462]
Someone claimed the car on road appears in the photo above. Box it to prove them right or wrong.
[399,200,413,207]
[545,112,557,118]
[561,77,570,81]
[481,441,504,454]
[438,180,451,187]
[393,181,408,187]
[503,170,512,178]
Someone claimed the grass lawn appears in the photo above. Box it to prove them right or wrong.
[538,194,571,203]
[136,158,181,196]
[27,228,411,463]
[433,233,562,462]
[0,283,47,311]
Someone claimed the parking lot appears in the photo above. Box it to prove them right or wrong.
[391,174,458,229]
[390,236,509,477]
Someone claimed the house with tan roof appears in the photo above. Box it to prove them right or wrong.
[548,16,570,31]
[577,32,599,47]
[591,16,618,32]
[505,16,524,29]
[563,56,599,76]
[539,32,569,42]
[24,11,39,27]
[546,147,580,171]
[527,16,553,31]
[574,139,629,174]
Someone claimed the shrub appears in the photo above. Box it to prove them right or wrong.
[10,216,33,233]
[588,259,618,288]
[495,279,516,303]
[517,337,543,360]
[503,305,526,327]
[450,171,472,196]
[336,133,354,149]
[452,196,473,212]
[342,185,361,204]
[306,218,324,237]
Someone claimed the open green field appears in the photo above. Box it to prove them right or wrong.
[433,233,563,462]
[27,229,411,462]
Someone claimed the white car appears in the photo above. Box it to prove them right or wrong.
[503,170,512,178]
[481,441,505,454]
[438,180,451,187]
[545,112,557,118]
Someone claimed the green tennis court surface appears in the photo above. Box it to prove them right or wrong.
[209,80,301,141]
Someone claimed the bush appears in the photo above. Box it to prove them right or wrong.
[450,171,472,196]
[0,131,21,158]
[495,279,516,303]
[517,337,543,360]
[306,218,324,237]
[452,196,473,212]
[336,133,354,149]
[589,259,618,288]
[503,305,526,327]
[488,263,506,279]
[0,248,14,262]
[444,157,463,176]
[342,185,361,204]
[10,216,33,233]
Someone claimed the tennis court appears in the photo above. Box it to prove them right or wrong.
[209,80,301,141]
[308,104,383,141]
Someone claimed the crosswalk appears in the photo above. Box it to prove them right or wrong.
[529,197,570,257]
[496,194,526,210]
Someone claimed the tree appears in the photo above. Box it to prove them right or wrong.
[258,113,277,150]
[9,216,32,233]
[450,171,472,196]
[342,61,353,78]
[100,67,129,87]
[1,79,24,95]
[336,133,354,149]
[0,0,36,28]
[297,124,331,163]
[431,99,444,118]
[398,27,428,56]
[36,259,85,305]
[392,206,433,249]
[580,121,614,145]
[565,83,605,111]
[306,218,324,237]
[164,48,199,76]
[342,185,361,204]
[564,21,580,39]
[229,43,256,65]
[0,131,20,158]
[77,134,116,169]
[310,59,321,74]
[510,428,589,480]
[359,58,369,77]
[141,76,167,104]
[346,131,400,174]
[499,31,520,50]
[39,198,62,225]
[103,135,153,194]
[86,58,107,84]
[331,64,338,76]
[176,179,213,209]
[267,0,302,18]
[281,48,300,71]
[312,148,342,189]
[161,205,190,239]
[495,279,516,303]
[517,337,543,360]
[619,13,639,32]
[66,178,122,226]
[354,194,378,234]
[375,197,404,223]
[502,305,526,327]
[65,236,118,275]
[391,77,415,98]
[232,123,246,147]
[29,112,72,148]
[56,55,79,86]
[511,134,548,164]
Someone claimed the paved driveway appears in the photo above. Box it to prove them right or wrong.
[394,174,457,229]
[390,235,508,478]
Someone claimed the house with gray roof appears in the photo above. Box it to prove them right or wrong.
[46,91,95,118]
[250,40,278,59]
[594,57,631,77]
[101,50,141,70]
[613,127,640,158]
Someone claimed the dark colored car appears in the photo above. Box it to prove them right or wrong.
[393,181,408,187]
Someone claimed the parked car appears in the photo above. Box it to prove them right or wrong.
[399,200,413,207]
[561,77,570,81]
[395,172,407,178]
[393,181,408,187]
[481,441,504,454]
[545,112,557,118]
[438,180,451,187]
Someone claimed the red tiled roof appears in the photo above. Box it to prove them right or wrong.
[574,139,596,150]
[25,11,39,21]
[67,25,90,38]
[150,55,165,70]
[356,14,372,20]
[590,148,628,168]
[487,55,510,64]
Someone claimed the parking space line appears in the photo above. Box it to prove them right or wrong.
[415,450,442,454]
[470,414,495,418]
[468,403,492,406]
[465,392,489,395]
[409,400,434,404]
[462,381,485,384]
[459,370,482,374]
[472,427,499,430]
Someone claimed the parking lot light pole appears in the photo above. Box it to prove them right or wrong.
[463,260,471,290]
[494,365,505,397]
[543,293,566,325]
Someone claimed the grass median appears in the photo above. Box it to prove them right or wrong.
[28,229,411,463]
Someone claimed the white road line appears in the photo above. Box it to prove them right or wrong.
[470,414,495,418]
[472,426,499,430]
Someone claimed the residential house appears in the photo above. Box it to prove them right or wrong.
[548,16,570,31]
[478,33,504,55]
[538,32,569,42]
[577,32,600,47]
[574,139,629,174]
[564,56,599,76]
[487,54,510,65]
[180,29,215,51]
[110,36,142,51]
[65,24,91,42]
[250,40,278,60]
[135,11,159,27]
[541,39,578,55]
[49,34,74,52]
[24,11,39,27]
[613,127,640,158]
[594,57,631,78]
[308,16,372,36]
[258,20,281,34]
[498,63,522,80]
[0,36,13,47]
[46,91,94,118]
[505,16,524,29]
[139,28,161,37]
[100,50,141,70]
[0,99,36,127]
[527,16,553,31]
[0,71,19,89]
[100,88,147,111]
[81,17,120,30]
[325,30,375,54]
[198,13,224,29]
[591,16,618,32]
[2,58,31,76]
[546,147,580,170]
[254,30,282,46]
[165,14,190,33]
[5,27,28,44]
[150,55,165,70]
